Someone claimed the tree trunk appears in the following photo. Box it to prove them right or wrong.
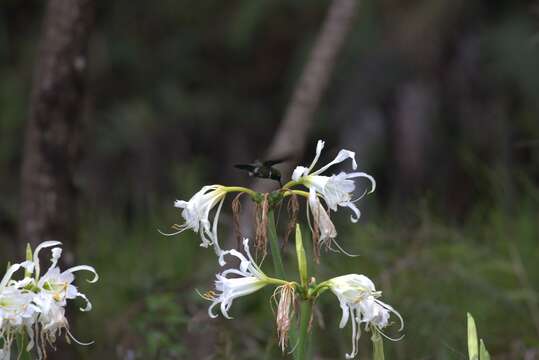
[19,0,94,254]
[20,1,94,358]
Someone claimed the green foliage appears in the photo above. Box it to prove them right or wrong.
[68,192,539,359]
[133,293,188,358]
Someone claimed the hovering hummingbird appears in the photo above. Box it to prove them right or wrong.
[234,158,287,185]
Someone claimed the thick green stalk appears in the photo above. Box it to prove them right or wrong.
[267,210,286,279]
[372,332,385,360]
[296,300,312,360]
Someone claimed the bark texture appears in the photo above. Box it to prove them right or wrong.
[19,0,94,251]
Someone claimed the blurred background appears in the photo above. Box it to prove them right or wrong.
[1,0,539,359]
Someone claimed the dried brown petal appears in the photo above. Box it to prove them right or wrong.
[231,192,244,250]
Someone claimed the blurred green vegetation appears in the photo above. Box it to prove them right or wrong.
[68,187,539,359]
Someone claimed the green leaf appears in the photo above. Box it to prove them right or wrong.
[267,210,286,279]
[467,313,479,360]
[479,339,491,360]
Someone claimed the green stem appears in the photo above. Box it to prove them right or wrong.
[296,300,313,360]
[282,189,310,198]
[281,180,299,190]
[225,186,257,197]
[267,210,286,279]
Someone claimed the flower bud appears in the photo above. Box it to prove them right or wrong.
[295,225,308,287]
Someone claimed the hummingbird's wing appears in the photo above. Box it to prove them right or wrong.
[262,157,289,167]
[234,164,256,171]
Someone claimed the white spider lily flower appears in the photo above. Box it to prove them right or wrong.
[0,264,37,327]
[28,242,98,311]
[161,185,228,262]
[204,238,282,319]
[0,241,98,358]
[32,293,68,337]
[291,140,376,223]
[0,287,36,327]
[33,242,98,352]
[327,274,403,359]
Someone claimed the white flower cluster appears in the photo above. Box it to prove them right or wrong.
[165,139,401,359]
[0,241,98,359]
[167,139,375,258]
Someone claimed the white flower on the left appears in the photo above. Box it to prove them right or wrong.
[161,185,228,261]
[0,241,98,359]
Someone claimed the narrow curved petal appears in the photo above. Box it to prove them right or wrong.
[211,197,225,260]
[347,172,376,194]
[311,149,357,176]
[64,265,99,283]
[345,307,358,359]
[345,202,361,223]
[208,301,220,318]
[375,299,405,331]
[0,263,21,289]
[33,240,62,280]
[338,298,350,328]
[307,140,325,172]
[75,292,92,312]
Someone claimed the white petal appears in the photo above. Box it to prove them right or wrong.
[345,307,358,359]
[311,149,357,176]
[75,292,92,312]
[347,172,376,194]
[292,166,309,181]
[375,299,404,331]
[0,263,21,289]
[33,241,62,280]
[19,260,35,274]
[174,200,188,208]
[210,197,225,258]
[345,202,361,223]
[338,298,350,328]
[64,265,99,283]
[307,140,325,172]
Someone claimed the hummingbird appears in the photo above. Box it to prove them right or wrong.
[234,158,287,185]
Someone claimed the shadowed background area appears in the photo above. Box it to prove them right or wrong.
[1,0,539,359]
